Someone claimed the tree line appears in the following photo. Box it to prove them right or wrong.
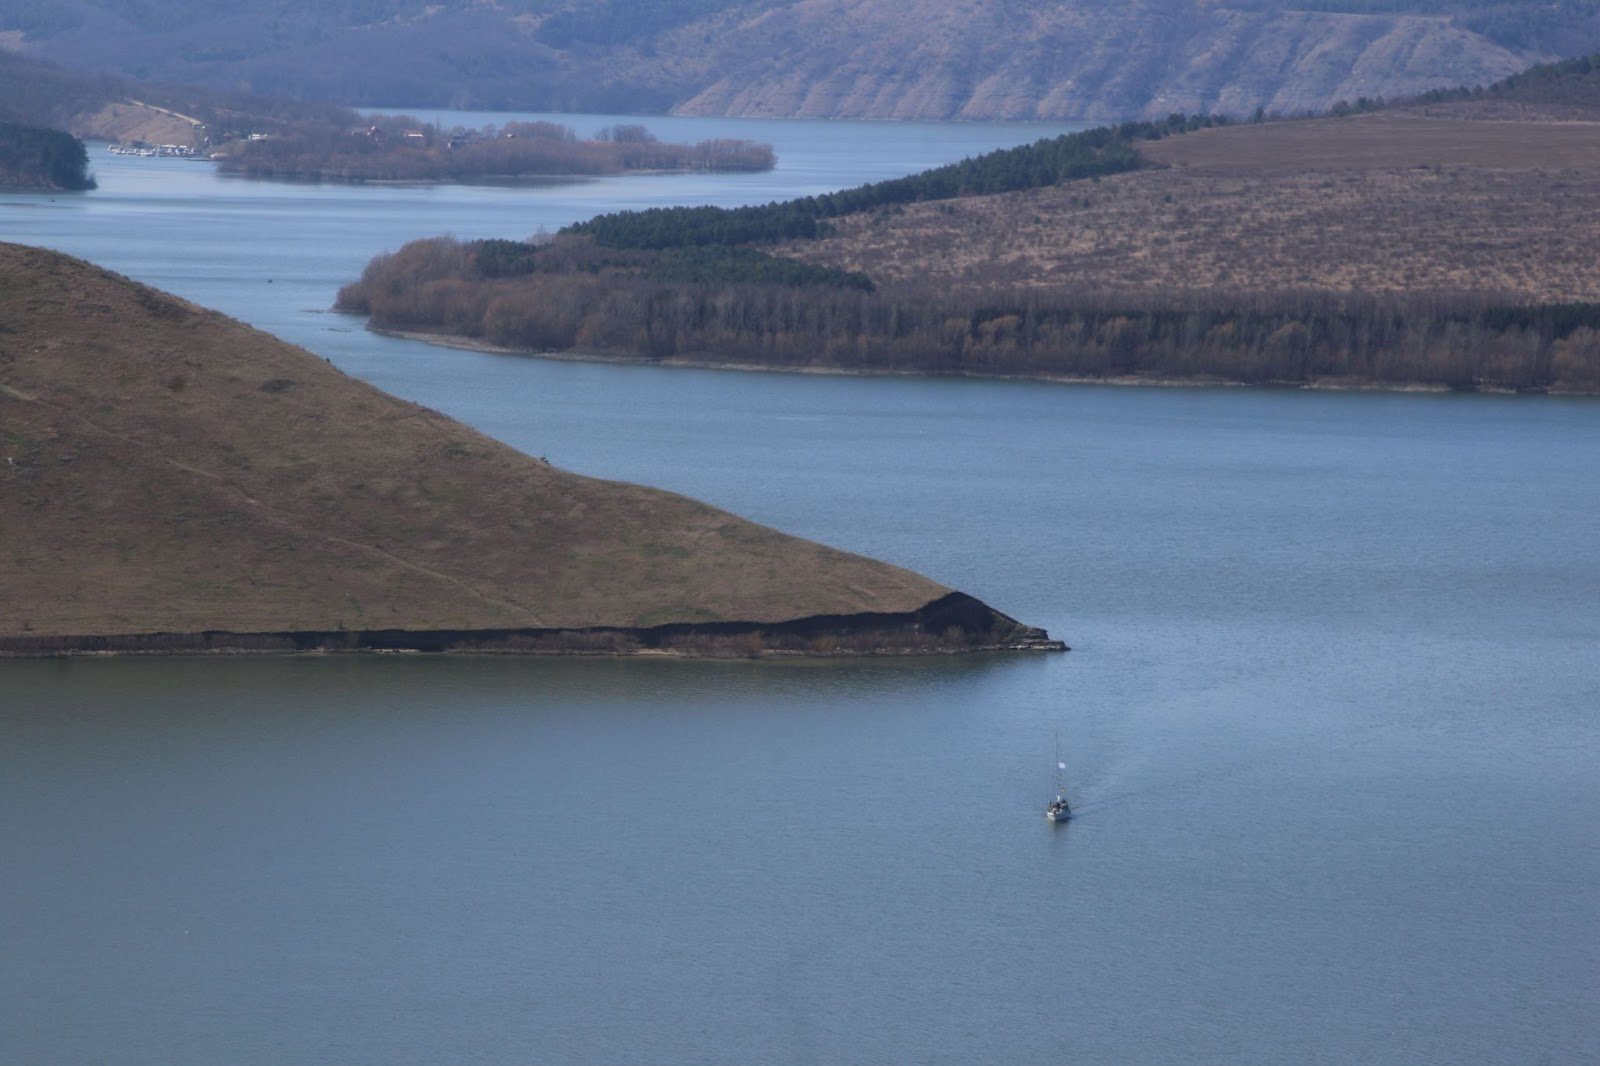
[564,114,1232,249]
[338,236,1600,393]
[350,235,870,300]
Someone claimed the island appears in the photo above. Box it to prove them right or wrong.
[0,243,1061,657]
[211,117,775,183]
[337,55,1600,395]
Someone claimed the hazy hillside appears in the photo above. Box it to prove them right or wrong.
[0,51,358,147]
[667,0,1552,120]
[3,0,1597,120]
[0,243,1058,654]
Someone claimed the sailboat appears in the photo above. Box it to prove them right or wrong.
[1046,735,1073,822]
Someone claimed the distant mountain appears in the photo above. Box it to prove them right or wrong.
[4,0,1598,120]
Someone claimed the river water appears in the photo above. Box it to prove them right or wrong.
[3,114,1598,1064]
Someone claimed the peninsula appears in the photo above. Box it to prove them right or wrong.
[0,243,1060,657]
[339,56,1600,395]
[0,122,94,190]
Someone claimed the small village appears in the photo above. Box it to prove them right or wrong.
[105,141,201,157]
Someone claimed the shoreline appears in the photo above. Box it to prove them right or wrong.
[0,642,1060,661]
[0,594,1067,660]
[377,328,1595,397]
[214,165,766,187]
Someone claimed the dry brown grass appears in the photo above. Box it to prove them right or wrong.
[785,138,1600,303]
[73,101,201,148]
[1140,115,1600,173]
[0,243,954,639]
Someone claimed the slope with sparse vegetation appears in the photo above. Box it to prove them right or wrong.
[0,242,1060,655]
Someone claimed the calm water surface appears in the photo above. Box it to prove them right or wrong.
[3,114,1598,1064]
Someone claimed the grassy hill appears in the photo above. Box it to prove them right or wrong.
[0,243,1059,655]
[3,0,1597,120]
[337,56,1600,393]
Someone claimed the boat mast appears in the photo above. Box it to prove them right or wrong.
[1053,732,1066,799]
[1050,731,1072,818]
